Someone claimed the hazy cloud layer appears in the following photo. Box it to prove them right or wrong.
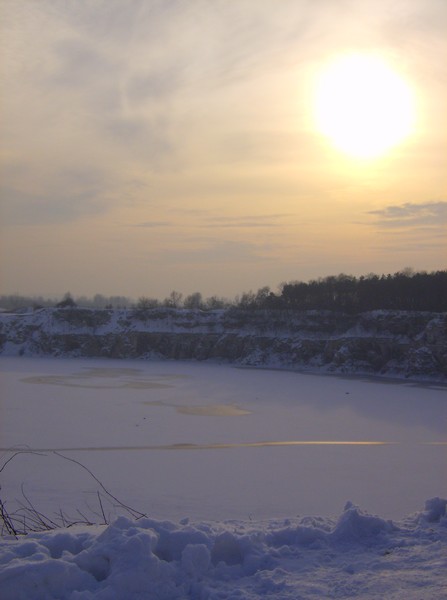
[1,0,446,297]
[134,221,173,228]
[369,201,447,229]
[201,214,293,229]
[367,201,447,259]
[158,238,275,265]
[0,167,111,226]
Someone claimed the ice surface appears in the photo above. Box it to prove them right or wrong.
[0,357,446,521]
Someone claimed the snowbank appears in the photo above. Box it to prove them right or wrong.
[1,499,446,599]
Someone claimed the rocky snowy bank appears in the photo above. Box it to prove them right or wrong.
[1,498,446,599]
[0,307,445,380]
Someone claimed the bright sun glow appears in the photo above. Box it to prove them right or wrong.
[314,54,415,159]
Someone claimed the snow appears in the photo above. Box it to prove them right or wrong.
[1,357,446,598]
[1,307,445,380]
[1,501,446,599]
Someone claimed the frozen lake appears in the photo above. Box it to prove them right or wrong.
[0,357,446,522]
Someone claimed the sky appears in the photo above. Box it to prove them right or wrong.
[1,0,446,301]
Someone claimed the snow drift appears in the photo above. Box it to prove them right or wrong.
[1,499,446,599]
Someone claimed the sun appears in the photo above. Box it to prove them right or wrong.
[314,53,415,159]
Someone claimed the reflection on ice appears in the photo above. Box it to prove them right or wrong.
[0,440,395,453]
[175,404,251,416]
[22,367,186,390]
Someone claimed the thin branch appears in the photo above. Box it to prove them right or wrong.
[76,509,94,526]
[0,449,148,535]
[20,484,58,529]
[97,491,107,525]
[53,452,147,519]
[0,497,18,537]
[0,450,46,475]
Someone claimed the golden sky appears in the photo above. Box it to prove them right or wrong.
[1,0,446,300]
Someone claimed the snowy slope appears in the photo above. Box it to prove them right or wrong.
[0,307,446,380]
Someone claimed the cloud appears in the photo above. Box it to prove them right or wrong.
[4,0,444,187]
[369,201,447,229]
[201,214,293,229]
[0,167,110,226]
[134,221,173,228]
[156,238,274,265]
[0,187,105,227]
[126,68,185,105]
[46,37,175,163]
[50,38,113,88]
[1,2,446,276]
[367,201,447,258]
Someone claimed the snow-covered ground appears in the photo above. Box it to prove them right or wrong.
[1,499,446,600]
[0,357,446,598]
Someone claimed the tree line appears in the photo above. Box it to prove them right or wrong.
[138,270,446,313]
[0,293,132,311]
[1,269,446,314]
[276,270,447,313]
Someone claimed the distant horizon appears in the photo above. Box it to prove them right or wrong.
[1,266,445,306]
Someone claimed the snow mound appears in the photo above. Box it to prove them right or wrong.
[331,501,396,542]
[1,499,446,599]
[421,497,447,523]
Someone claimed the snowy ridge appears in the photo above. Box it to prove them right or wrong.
[1,498,446,599]
[0,307,446,380]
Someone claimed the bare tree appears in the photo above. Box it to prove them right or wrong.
[204,295,229,310]
[163,290,183,308]
[136,296,159,310]
[184,292,203,309]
